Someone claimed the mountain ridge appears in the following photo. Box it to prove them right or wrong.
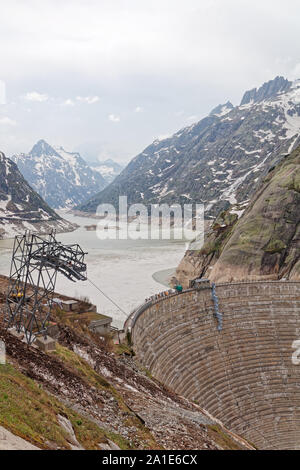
[0,151,75,238]
[89,158,123,184]
[78,76,300,216]
[11,140,106,209]
[240,76,292,106]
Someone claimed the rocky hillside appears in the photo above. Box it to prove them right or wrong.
[78,76,300,216]
[0,276,252,450]
[11,140,106,209]
[90,158,123,184]
[175,145,300,286]
[0,151,75,239]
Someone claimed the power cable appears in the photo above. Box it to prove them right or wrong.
[87,277,128,318]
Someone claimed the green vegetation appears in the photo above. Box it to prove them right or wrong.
[264,239,287,254]
[207,424,246,450]
[211,210,238,231]
[53,343,112,390]
[282,173,300,193]
[0,362,125,449]
[199,240,222,256]
[126,330,133,347]
[237,218,273,248]
[115,341,135,356]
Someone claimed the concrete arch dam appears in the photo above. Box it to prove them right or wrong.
[130,281,300,450]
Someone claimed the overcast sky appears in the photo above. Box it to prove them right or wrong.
[0,0,300,163]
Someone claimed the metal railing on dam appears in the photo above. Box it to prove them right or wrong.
[125,280,300,450]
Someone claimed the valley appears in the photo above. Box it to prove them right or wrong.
[0,210,186,327]
[1,75,300,452]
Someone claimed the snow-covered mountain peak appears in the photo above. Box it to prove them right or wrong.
[78,76,300,217]
[0,151,75,238]
[210,101,234,117]
[11,140,106,209]
[240,76,292,106]
[89,158,123,184]
[30,139,61,158]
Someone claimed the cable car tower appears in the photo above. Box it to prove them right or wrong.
[4,230,87,345]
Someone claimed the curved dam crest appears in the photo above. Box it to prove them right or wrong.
[129,281,300,450]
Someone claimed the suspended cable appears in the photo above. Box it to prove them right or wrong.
[87,277,128,318]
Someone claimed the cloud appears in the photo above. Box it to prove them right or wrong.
[2,0,300,161]
[23,91,49,102]
[0,80,6,105]
[62,98,75,106]
[187,115,198,122]
[76,96,99,104]
[156,134,171,141]
[291,63,300,81]
[0,117,17,126]
[108,114,120,123]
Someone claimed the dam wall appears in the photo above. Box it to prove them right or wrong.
[131,281,300,449]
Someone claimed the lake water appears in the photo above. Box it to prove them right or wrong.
[0,211,186,328]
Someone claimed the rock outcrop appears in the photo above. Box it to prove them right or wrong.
[240,76,291,105]
[175,145,300,286]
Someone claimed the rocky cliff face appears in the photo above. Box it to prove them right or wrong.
[0,151,75,238]
[175,145,300,286]
[11,140,106,209]
[240,76,291,105]
[78,76,300,216]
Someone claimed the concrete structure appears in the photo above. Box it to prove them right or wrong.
[189,278,210,289]
[89,316,112,335]
[60,300,81,312]
[130,281,300,450]
[35,336,56,352]
[8,328,24,341]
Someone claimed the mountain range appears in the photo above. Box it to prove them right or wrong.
[11,140,107,209]
[89,158,123,184]
[78,76,300,216]
[0,151,75,239]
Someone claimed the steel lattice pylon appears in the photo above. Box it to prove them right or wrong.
[4,230,87,345]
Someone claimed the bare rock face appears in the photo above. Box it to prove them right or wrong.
[175,210,239,287]
[240,76,291,105]
[174,251,208,289]
[0,426,38,450]
[57,415,83,449]
[176,146,300,284]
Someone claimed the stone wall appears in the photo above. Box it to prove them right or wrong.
[131,281,300,450]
